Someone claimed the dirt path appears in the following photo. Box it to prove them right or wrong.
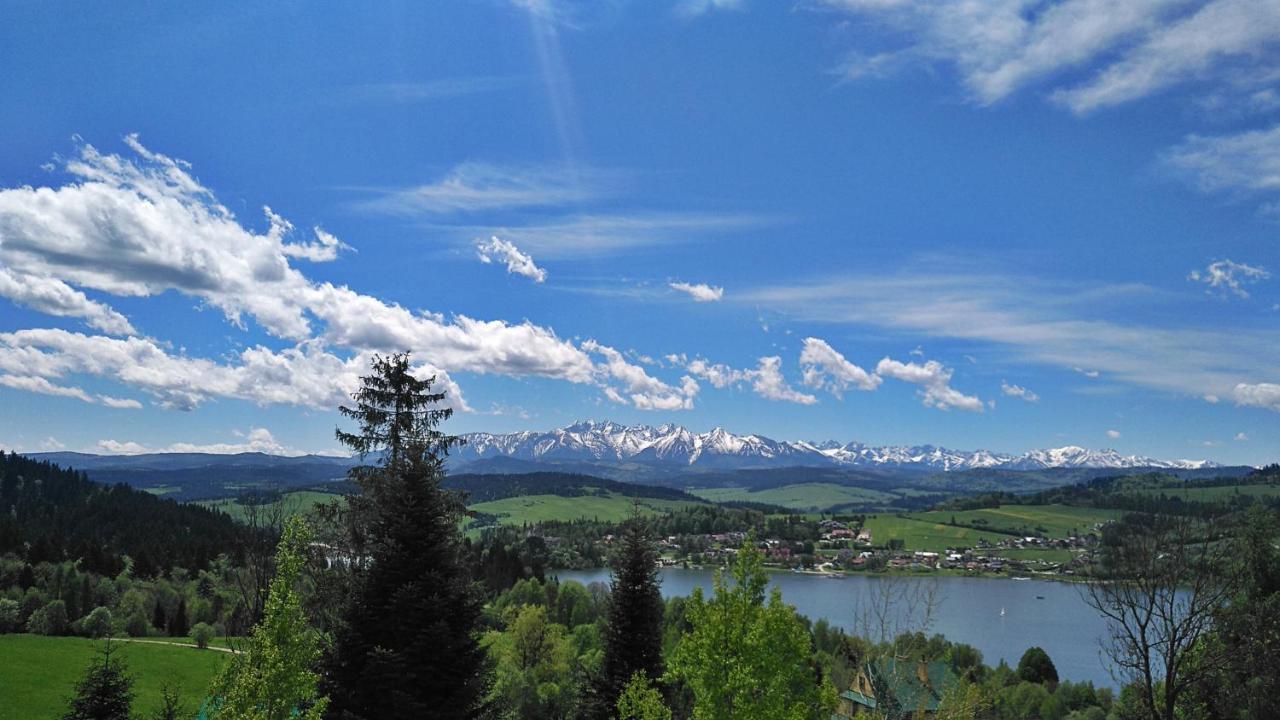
[112,637,237,654]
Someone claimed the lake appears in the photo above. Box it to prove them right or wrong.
[558,568,1117,688]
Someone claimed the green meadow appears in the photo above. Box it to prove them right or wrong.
[906,504,1122,538]
[468,492,703,526]
[0,635,229,720]
[690,483,898,511]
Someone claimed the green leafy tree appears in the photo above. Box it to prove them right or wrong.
[29,598,69,635]
[191,621,215,649]
[0,597,20,632]
[617,673,672,720]
[208,517,328,720]
[592,511,665,719]
[1016,646,1058,686]
[325,353,488,720]
[668,535,834,720]
[81,606,114,639]
[63,641,134,720]
[483,604,580,719]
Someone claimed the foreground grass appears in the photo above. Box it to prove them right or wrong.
[0,634,229,720]
[469,491,703,526]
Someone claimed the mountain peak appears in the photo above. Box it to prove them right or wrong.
[451,420,1218,472]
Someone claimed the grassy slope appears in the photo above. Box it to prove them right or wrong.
[907,504,1122,537]
[861,515,1010,553]
[691,483,897,511]
[469,492,703,526]
[0,635,228,720]
[1126,484,1280,502]
[198,490,343,522]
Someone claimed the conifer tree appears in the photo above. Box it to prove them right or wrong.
[325,353,488,720]
[590,510,665,719]
[167,598,189,638]
[63,641,134,720]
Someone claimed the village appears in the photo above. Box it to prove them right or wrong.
[640,517,1109,578]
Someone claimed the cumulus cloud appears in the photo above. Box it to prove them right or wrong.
[875,357,984,412]
[1235,431,1249,441]
[1001,381,1040,402]
[0,373,141,409]
[582,339,699,410]
[750,356,818,405]
[799,337,881,397]
[669,281,724,302]
[95,428,318,456]
[1233,382,1280,412]
[1107,429,1122,439]
[1188,259,1271,298]
[681,354,817,404]
[0,267,135,335]
[476,236,548,282]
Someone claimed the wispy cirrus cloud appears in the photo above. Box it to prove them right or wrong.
[739,271,1280,410]
[1001,381,1040,402]
[335,76,523,104]
[821,0,1280,113]
[1163,124,1280,209]
[360,162,612,215]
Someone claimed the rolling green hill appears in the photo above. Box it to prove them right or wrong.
[467,491,705,526]
[0,635,228,720]
[691,483,899,511]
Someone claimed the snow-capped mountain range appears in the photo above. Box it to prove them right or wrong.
[454,420,1218,472]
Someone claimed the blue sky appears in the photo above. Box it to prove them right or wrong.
[1,0,1278,464]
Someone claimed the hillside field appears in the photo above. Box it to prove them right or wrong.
[0,635,228,720]
[468,491,704,526]
[906,504,1122,538]
[691,483,898,511]
[197,489,342,522]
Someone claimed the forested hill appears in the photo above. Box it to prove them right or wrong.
[444,471,703,504]
[0,452,243,577]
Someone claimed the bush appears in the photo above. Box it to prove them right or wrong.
[81,606,114,639]
[190,622,215,649]
[124,611,151,638]
[27,599,70,635]
[0,597,19,632]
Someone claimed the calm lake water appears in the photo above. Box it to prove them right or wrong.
[558,568,1116,688]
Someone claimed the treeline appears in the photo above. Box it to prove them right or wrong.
[446,471,702,504]
[0,452,244,576]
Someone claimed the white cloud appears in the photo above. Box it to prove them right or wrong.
[669,281,724,302]
[750,356,818,405]
[1107,429,1122,439]
[822,0,1280,114]
[0,267,135,335]
[1235,431,1249,441]
[476,236,548,283]
[1165,124,1280,199]
[582,339,699,411]
[740,272,1280,405]
[453,212,766,259]
[1188,259,1271,298]
[1074,366,1101,379]
[682,354,817,404]
[799,337,881,397]
[0,373,141,409]
[875,356,984,412]
[1001,381,1040,402]
[96,427,309,456]
[1233,382,1280,412]
[364,162,605,215]
[677,0,743,18]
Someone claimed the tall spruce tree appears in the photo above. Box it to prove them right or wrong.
[325,353,488,720]
[63,641,134,720]
[591,510,665,719]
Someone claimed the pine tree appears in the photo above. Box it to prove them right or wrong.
[167,598,189,638]
[325,353,488,720]
[152,602,166,634]
[590,510,665,719]
[63,641,134,720]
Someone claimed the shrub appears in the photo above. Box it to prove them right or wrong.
[28,599,70,635]
[0,597,19,632]
[190,622,215,649]
[124,610,151,638]
[82,606,114,639]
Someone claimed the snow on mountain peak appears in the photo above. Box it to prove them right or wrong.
[452,421,1219,472]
